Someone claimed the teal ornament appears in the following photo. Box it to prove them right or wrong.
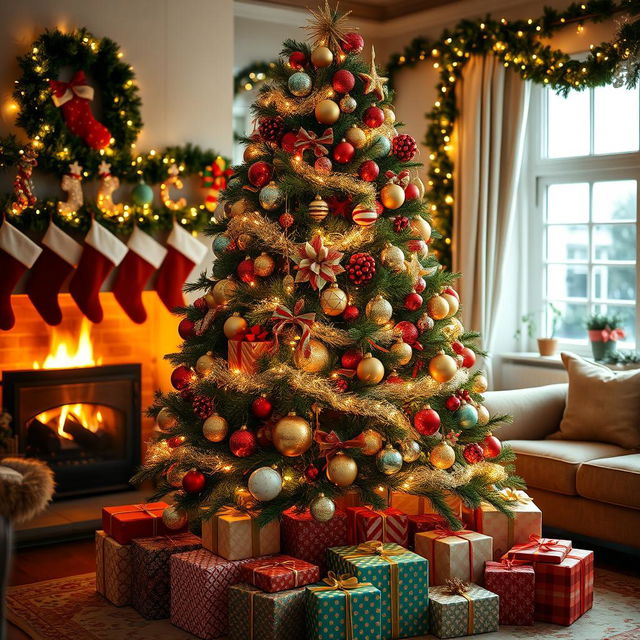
[213,234,231,256]
[455,403,479,429]
[370,135,391,159]
[288,71,312,97]
[131,180,153,206]
[259,181,284,211]
[376,444,403,475]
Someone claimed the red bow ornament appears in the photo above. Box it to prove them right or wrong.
[384,169,410,188]
[294,127,334,157]
[314,429,366,467]
[271,299,316,358]
[239,324,271,342]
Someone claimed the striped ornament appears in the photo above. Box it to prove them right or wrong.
[352,204,378,227]
[308,195,329,221]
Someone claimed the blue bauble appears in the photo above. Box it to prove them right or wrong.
[370,134,391,159]
[288,72,312,97]
[376,444,403,475]
[259,181,284,211]
[131,180,154,206]
[213,234,231,256]
[455,404,479,429]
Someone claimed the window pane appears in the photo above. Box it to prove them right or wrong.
[592,180,637,222]
[547,183,589,223]
[547,89,590,158]
[548,301,588,339]
[547,225,588,261]
[594,84,640,154]
[593,265,636,300]
[593,224,636,261]
[547,264,588,299]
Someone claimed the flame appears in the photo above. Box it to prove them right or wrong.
[33,318,102,369]
[36,403,105,439]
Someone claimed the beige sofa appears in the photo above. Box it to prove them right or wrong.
[484,384,640,550]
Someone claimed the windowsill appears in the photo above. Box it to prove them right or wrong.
[498,351,640,371]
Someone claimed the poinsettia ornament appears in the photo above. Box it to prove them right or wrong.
[293,234,344,291]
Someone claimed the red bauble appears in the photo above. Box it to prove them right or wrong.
[252,396,273,419]
[445,395,462,411]
[192,394,215,419]
[256,424,273,447]
[386,373,404,384]
[229,427,257,457]
[341,348,363,370]
[415,277,426,293]
[171,365,194,390]
[279,212,294,228]
[414,407,441,435]
[451,341,465,355]
[247,161,273,188]
[341,32,364,54]
[408,239,427,255]
[459,388,472,402]
[346,252,376,285]
[363,106,384,128]
[167,435,186,448]
[392,134,417,161]
[404,183,421,200]
[358,160,379,182]
[281,131,298,153]
[343,305,360,321]
[289,51,306,69]
[394,321,419,344]
[334,377,349,392]
[237,257,256,284]
[194,297,207,311]
[375,201,384,215]
[305,463,320,481]
[404,291,423,311]
[333,140,355,164]
[444,286,459,300]
[258,116,284,142]
[182,469,206,494]
[178,318,195,340]
[332,69,355,94]
[463,443,485,464]
[481,434,502,459]
[394,216,409,232]
[315,156,332,173]
[461,347,476,368]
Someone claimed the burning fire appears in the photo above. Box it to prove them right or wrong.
[33,318,103,369]
[36,404,105,440]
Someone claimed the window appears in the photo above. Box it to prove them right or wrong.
[528,81,640,350]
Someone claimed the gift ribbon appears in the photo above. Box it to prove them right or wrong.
[314,430,366,468]
[443,578,474,635]
[248,588,257,640]
[498,488,533,504]
[294,127,334,157]
[508,534,570,560]
[271,300,316,358]
[251,559,303,587]
[309,572,372,640]
[384,169,411,188]
[431,526,476,583]
[49,70,95,107]
[486,558,531,572]
[588,328,625,343]
[212,507,262,556]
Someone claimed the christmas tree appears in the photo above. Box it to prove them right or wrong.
[135,2,523,529]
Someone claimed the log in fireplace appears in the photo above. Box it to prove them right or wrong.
[2,364,141,499]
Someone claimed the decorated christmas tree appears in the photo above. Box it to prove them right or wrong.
[135,2,523,530]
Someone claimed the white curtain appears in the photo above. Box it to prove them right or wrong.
[453,55,531,358]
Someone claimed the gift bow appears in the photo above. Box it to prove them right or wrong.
[294,127,334,157]
[252,559,304,587]
[49,70,95,107]
[314,429,366,467]
[444,579,475,635]
[589,327,625,342]
[385,170,410,188]
[271,299,316,358]
[487,558,531,572]
[347,540,406,561]
[512,534,566,554]
[498,488,532,504]
[239,325,271,342]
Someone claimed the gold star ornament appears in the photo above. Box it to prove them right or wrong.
[359,46,388,101]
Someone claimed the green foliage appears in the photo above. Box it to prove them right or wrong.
[585,311,625,329]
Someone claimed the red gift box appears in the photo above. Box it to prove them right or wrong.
[101,502,186,545]
[348,507,409,547]
[239,554,319,593]
[533,548,594,625]
[281,508,347,575]
[506,534,572,564]
[407,514,448,549]
[485,559,535,625]
[228,325,273,374]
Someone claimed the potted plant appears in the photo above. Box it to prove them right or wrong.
[514,304,561,356]
[586,313,625,361]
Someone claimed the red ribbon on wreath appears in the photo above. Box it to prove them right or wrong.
[271,299,316,358]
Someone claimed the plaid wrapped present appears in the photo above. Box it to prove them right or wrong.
[281,508,347,575]
[407,514,448,550]
[240,554,319,593]
[131,532,201,619]
[306,572,382,640]
[484,559,535,625]
[429,580,499,638]
[390,491,462,518]
[202,508,280,561]
[170,548,255,639]
[228,583,306,640]
[228,325,273,374]
[102,502,185,545]
[506,534,572,564]
[95,530,132,606]
[533,548,594,625]
[328,541,429,640]
[415,527,492,586]
[346,507,409,547]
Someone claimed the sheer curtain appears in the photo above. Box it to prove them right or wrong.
[453,55,531,362]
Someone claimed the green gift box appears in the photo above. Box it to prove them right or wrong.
[228,583,306,640]
[328,542,428,640]
[429,582,499,638]
[306,573,381,640]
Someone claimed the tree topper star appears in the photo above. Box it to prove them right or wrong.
[359,46,388,101]
[304,0,355,54]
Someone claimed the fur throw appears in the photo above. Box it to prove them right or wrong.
[0,458,55,523]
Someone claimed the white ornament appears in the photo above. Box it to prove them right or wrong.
[96,161,123,215]
[57,161,83,216]
[248,467,283,501]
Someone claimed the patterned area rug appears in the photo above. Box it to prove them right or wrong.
[7,568,640,640]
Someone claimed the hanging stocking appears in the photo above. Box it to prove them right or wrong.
[25,222,82,326]
[49,70,111,150]
[69,219,127,323]
[113,227,167,323]
[0,221,42,330]
[155,220,207,311]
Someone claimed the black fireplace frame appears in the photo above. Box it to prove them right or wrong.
[2,364,141,499]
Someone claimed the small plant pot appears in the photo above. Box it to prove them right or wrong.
[590,339,617,362]
[537,338,558,357]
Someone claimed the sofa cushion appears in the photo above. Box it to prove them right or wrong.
[506,439,629,495]
[576,454,640,509]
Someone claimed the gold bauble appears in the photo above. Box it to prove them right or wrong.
[166,464,187,488]
[410,216,432,242]
[429,441,456,469]
[272,412,313,457]
[204,291,217,308]
[310,493,336,522]
[345,125,367,149]
[365,295,393,325]
[442,317,464,340]
[381,244,406,272]
[427,295,450,320]
[293,338,330,372]
[311,46,334,67]
[320,283,348,316]
[472,374,488,394]
[429,352,458,383]
[326,451,358,487]
[415,176,426,199]
[234,487,257,509]
[212,278,238,305]
[360,429,384,455]
[477,405,490,426]
[230,198,249,218]
[156,407,176,431]
[442,293,459,317]
[381,183,405,210]
[243,144,263,162]
[315,99,340,125]
[383,107,396,124]
[390,339,412,365]
[237,233,253,250]
[203,413,229,442]
[356,353,385,385]
[196,351,215,375]
[254,252,276,277]
[223,313,248,339]
[162,505,188,530]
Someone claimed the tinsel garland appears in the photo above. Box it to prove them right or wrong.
[368,369,468,404]
[258,83,335,115]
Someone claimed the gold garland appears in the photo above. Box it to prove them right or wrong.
[400,460,507,494]
[259,84,334,115]
[367,369,469,403]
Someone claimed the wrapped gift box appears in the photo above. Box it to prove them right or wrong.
[328,542,428,640]
[506,535,572,565]
[306,574,382,640]
[95,530,132,606]
[345,507,370,545]
[391,491,462,518]
[240,554,319,593]
[355,507,409,547]
[484,560,535,625]
[228,327,273,374]
[228,583,306,640]
[170,548,255,639]
[429,581,499,638]
[281,508,347,574]
[131,532,201,619]
[202,508,279,561]
[407,514,448,550]
[102,502,185,545]
[334,489,361,511]
[415,528,492,586]
[533,548,594,625]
